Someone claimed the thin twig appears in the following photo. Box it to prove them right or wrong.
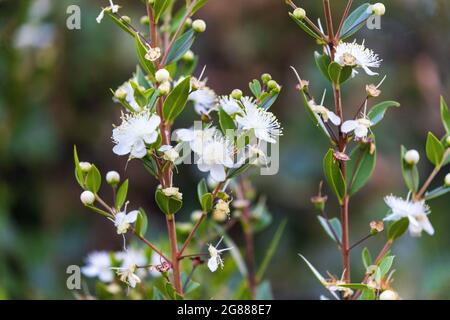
[336,0,353,39]
[415,149,450,200]
[349,233,373,251]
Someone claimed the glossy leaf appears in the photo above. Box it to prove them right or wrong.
[362,247,372,269]
[73,145,84,188]
[289,13,322,40]
[378,255,395,277]
[153,0,171,23]
[328,62,352,85]
[259,92,279,110]
[115,179,129,211]
[340,3,372,40]
[367,101,400,126]
[425,186,450,201]
[200,193,213,212]
[135,208,148,237]
[219,107,236,134]
[135,35,155,76]
[249,79,262,98]
[86,165,101,194]
[314,52,331,82]
[105,11,134,37]
[300,90,331,140]
[440,96,450,134]
[197,178,208,203]
[317,216,342,243]
[155,189,182,215]
[388,217,409,241]
[165,29,196,65]
[347,140,376,196]
[323,149,347,204]
[163,76,191,122]
[426,132,445,167]
[226,164,251,179]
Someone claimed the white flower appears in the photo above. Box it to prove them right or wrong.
[219,96,242,115]
[116,248,147,278]
[213,199,231,222]
[197,133,234,182]
[404,149,420,165]
[161,187,183,201]
[82,251,114,282]
[247,144,269,166]
[114,81,141,112]
[80,191,95,205]
[189,87,217,114]
[383,195,434,237]
[112,110,161,159]
[341,117,372,138]
[96,0,119,24]
[334,41,382,76]
[113,205,139,234]
[113,264,141,288]
[379,290,399,300]
[175,126,219,154]
[236,97,282,144]
[207,237,232,272]
[145,46,161,62]
[159,145,179,162]
[308,100,341,126]
[106,171,120,185]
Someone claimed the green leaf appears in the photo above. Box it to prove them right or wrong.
[259,92,279,110]
[115,179,129,211]
[388,217,409,241]
[155,189,182,215]
[362,247,372,269]
[317,216,342,243]
[86,205,113,218]
[152,287,166,300]
[440,96,450,134]
[359,288,376,300]
[219,107,236,134]
[197,178,208,203]
[340,3,372,40]
[401,146,420,192]
[163,76,191,122]
[249,79,262,98]
[426,132,445,166]
[289,13,321,40]
[135,35,155,76]
[200,193,213,212]
[425,186,450,201]
[347,140,376,196]
[226,164,251,179]
[73,145,85,188]
[256,219,287,282]
[86,165,101,194]
[378,255,395,277]
[323,149,347,204]
[328,62,352,85]
[192,0,209,15]
[135,208,148,237]
[256,281,273,300]
[165,29,196,65]
[314,52,331,82]
[153,0,171,23]
[337,283,369,290]
[142,156,159,178]
[367,101,401,126]
[104,11,134,37]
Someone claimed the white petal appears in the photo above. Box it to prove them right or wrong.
[341,120,358,133]
[98,270,114,283]
[148,115,161,129]
[81,265,98,278]
[197,163,210,173]
[175,129,194,142]
[207,257,218,272]
[421,216,435,236]
[354,125,368,138]
[113,143,131,156]
[209,165,226,182]
[362,65,379,76]
[328,111,342,126]
[125,210,139,223]
[96,10,105,24]
[143,132,158,144]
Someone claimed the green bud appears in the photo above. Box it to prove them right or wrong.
[293,8,306,20]
[140,16,150,25]
[261,73,272,83]
[231,89,243,100]
[192,19,206,33]
[267,80,278,90]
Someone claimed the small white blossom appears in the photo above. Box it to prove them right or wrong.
[116,248,147,278]
[161,187,183,201]
[236,97,282,144]
[219,96,242,115]
[113,264,141,288]
[106,171,120,185]
[114,80,141,112]
[308,100,341,126]
[207,237,232,272]
[145,46,161,62]
[96,0,119,24]
[113,205,139,234]
[80,191,95,205]
[341,117,372,139]
[197,133,234,182]
[82,251,114,282]
[384,195,434,237]
[159,145,179,162]
[404,149,420,165]
[334,41,382,76]
[112,110,161,159]
[175,126,219,154]
[189,87,217,114]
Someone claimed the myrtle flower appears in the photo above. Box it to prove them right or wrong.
[113,204,139,234]
[81,251,114,283]
[159,145,179,162]
[308,100,341,126]
[197,133,234,182]
[236,97,282,144]
[383,195,434,237]
[149,253,168,277]
[247,144,269,166]
[114,80,140,112]
[207,237,233,272]
[341,117,372,139]
[334,41,382,76]
[96,0,119,24]
[145,46,161,62]
[219,96,242,115]
[189,87,217,114]
[161,187,183,201]
[112,110,161,159]
[212,199,231,222]
[116,248,147,278]
[113,264,141,288]
[175,126,219,154]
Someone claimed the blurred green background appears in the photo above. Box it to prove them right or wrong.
[0,0,449,299]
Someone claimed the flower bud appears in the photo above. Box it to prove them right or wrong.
[261,73,272,83]
[162,187,183,201]
[293,8,306,20]
[140,15,150,25]
[379,290,399,300]
[231,89,243,100]
[370,220,384,234]
[372,3,386,16]
[79,162,92,173]
[80,191,95,205]
[158,81,171,95]
[404,149,420,165]
[267,80,278,90]
[192,19,206,33]
[445,173,450,187]
[121,16,131,24]
[155,68,170,83]
[366,84,381,98]
[114,87,127,100]
[212,199,230,222]
[106,171,120,186]
[182,50,194,62]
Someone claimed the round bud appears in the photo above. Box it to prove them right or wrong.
[79,162,92,173]
[185,18,192,27]
[231,89,243,100]
[121,16,131,24]
[446,136,450,146]
[293,8,306,20]
[158,81,171,95]
[114,87,127,100]
[379,290,399,300]
[140,15,150,25]
[271,84,281,94]
[182,50,194,62]
[80,191,95,205]
[155,68,170,83]
[261,73,272,83]
[372,3,386,16]
[445,173,450,187]
[192,19,206,33]
[404,149,420,165]
[106,171,120,186]
[267,80,278,90]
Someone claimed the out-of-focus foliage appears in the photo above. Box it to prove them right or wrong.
[0,0,449,299]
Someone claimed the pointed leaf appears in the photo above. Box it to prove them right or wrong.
[289,13,321,40]
[219,107,236,134]
[347,139,376,196]
[86,165,101,194]
[317,216,342,243]
[163,76,191,122]
[401,146,420,192]
[165,29,196,65]
[340,3,372,40]
[440,96,450,134]
[426,132,445,167]
[362,247,372,269]
[323,149,347,204]
[135,208,148,237]
[367,101,400,126]
[388,217,409,241]
[314,52,331,82]
[115,179,129,211]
